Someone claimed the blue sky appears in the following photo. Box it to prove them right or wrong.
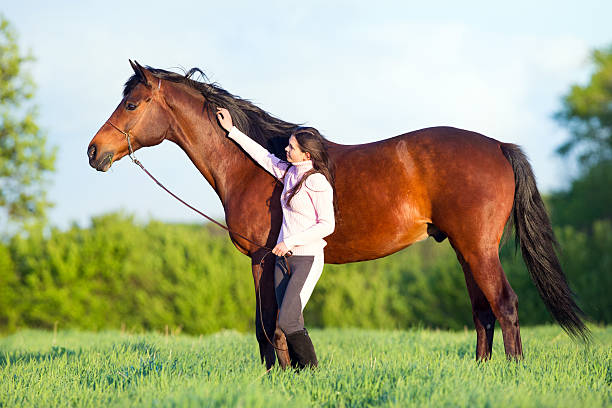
[3,1,611,229]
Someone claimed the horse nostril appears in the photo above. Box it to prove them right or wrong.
[88,144,97,160]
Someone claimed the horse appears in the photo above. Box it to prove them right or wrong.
[87,61,588,368]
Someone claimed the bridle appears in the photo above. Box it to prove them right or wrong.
[103,77,290,352]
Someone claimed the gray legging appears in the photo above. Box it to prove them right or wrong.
[274,253,325,335]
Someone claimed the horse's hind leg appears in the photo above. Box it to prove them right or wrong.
[459,247,523,359]
[454,248,496,360]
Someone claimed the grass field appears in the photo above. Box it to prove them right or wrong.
[0,326,610,407]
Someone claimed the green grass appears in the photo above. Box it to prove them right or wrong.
[0,326,610,407]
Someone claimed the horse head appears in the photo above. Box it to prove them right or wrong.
[87,60,170,171]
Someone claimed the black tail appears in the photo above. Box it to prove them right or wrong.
[501,144,590,341]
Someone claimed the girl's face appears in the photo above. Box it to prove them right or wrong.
[285,135,310,163]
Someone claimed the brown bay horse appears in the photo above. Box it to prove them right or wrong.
[87,61,588,368]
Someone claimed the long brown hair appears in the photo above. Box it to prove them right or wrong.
[284,127,338,214]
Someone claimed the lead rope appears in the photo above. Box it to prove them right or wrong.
[105,104,289,352]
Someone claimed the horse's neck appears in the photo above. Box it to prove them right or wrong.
[164,93,254,206]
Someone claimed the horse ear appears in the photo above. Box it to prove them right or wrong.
[130,60,152,87]
[129,59,140,76]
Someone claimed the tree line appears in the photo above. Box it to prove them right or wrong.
[0,211,609,334]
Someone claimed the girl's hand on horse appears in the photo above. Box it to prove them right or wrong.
[216,108,233,132]
[272,241,291,256]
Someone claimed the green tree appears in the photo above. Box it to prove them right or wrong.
[551,45,612,229]
[555,46,612,168]
[0,15,55,229]
[549,160,612,229]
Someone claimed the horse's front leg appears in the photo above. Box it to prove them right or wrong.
[252,253,290,369]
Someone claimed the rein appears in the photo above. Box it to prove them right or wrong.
[104,78,289,352]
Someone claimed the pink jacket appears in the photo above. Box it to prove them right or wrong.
[228,126,335,255]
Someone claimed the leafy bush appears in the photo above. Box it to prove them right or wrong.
[1,213,253,334]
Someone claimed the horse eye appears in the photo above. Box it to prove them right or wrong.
[126,102,138,111]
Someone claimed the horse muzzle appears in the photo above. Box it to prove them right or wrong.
[87,143,114,172]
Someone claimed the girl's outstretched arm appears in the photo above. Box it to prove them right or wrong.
[217,108,289,181]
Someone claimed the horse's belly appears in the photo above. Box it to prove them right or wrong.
[324,218,430,264]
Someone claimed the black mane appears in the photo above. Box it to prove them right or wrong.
[123,66,318,157]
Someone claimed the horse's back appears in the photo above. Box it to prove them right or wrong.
[332,126,513,205]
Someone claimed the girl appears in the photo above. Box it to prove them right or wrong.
[216,108,335,369]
